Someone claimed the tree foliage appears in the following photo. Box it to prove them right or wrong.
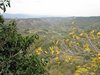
[0,0,10,12]
[0,16,47,75]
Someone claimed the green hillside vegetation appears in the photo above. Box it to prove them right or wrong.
[6,17,100,49]
[0,16,100,75]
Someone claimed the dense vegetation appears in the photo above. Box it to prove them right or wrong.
[0,1,100,75]
[31,27,100,75]
[0,16,47,75]
[0,15,100,75]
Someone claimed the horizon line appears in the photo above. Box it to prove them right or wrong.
[2,13,100,18]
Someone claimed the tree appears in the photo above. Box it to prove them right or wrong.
[0,0,10,12]
[0,16,47,75]
[0,1,48,74]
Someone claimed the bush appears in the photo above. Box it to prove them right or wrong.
[0,16,47,75]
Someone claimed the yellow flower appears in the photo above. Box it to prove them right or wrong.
[77,66,81,68]
[35,50,41,55]
[91,63,96,67]
[35,47,43,55]
[55,47,60,54]
[37,52,41,55]
[90,30,95,34]
[85,48,91,52]
[80,33,84,36]
[50,47,54,55]
[44,51,48,54]
[97,32,100,35]
[56,50,60,54]
[69,31,74,35]
[98,52,100,56]
[38,47,42,52]
[83,43,91,52]
[97,57,100,62]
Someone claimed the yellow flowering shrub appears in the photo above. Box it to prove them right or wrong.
[48,29,100,75]
[34,28,100,75]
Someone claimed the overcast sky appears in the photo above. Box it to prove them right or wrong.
[5,0,100,16]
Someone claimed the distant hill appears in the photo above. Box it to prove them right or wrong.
[3,13,49,19]
[5,16,100,41]
[5,17,100,33]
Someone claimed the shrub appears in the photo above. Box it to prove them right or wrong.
[0,16,47,75]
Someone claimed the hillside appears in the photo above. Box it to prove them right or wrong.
[1,16,100,75]
[6,17,100,33]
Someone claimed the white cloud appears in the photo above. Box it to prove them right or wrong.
[6,0,100,16]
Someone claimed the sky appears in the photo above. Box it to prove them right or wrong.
[5,0,100,16]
